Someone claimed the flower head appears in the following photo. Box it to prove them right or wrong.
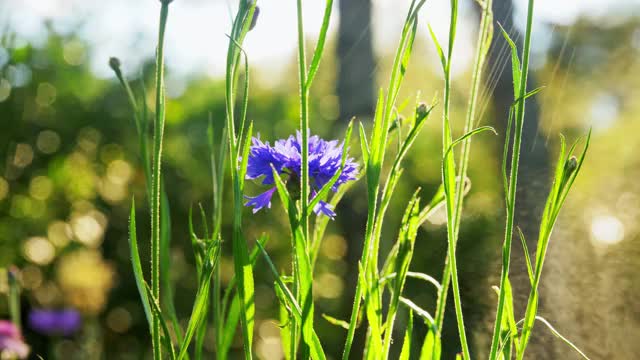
[28,309,82,337]
[0,320,30,359]
[245,131,358,219]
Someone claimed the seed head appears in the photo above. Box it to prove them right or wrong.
[108,57,121,73]
[564,156,578,176]
[416,102,429,120]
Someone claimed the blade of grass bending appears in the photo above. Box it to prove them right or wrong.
[534,316,591,360]
[399,310,413,360]
[379,272,441,293]
[144,283,177,360]
[256,241,327,360]
[128,199,152,330]
[399,297,435,327]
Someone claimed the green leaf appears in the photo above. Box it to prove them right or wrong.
[428,24,447,73]
[419,327,441,360]
[382,192,421,357]
[177,244,220,360]
[399,310,413,360]
[359,121,370,165]
[128,199,152,329]
[322,314,350,330]
[517,227,534,285]
[305,0,334,88]
[498,23,521,96]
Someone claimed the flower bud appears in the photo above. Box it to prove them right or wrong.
[564,156,578,176]
[249,6,260,31]
[416,102,429,120]
[108,57,121,73]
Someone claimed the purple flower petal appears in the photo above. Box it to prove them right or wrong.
[244,187,277,213]
[313,201,336,220]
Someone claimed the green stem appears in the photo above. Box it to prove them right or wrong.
[488,1,535,359]
[295,1,310,357]
[151,3,170,360]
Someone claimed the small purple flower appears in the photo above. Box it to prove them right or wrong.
[245,131,358,219]
[0,320,29,359]
[28,309,82,337]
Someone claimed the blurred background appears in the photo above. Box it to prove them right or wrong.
[0,0,639,358]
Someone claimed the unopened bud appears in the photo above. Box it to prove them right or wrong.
[564,156,578,175]
[416,102,429,120]
[249,6,260,31]
[108,57,121,73]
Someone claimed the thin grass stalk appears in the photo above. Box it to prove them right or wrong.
[488,0,536,359]
[432,0,493,344]
[151,2,170,359]
[428,0,472,358]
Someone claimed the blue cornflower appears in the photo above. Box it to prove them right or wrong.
[245,131,358,219]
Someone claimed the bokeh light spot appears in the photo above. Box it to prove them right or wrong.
[591,215,624,245]
[29,176,53,200]
[0,177,9,201]
[314,273,344,299]
[36,82,57,107]
[0,78,11,102]
[106,307,132,333]
[23,236,56,265]
[36,130,62,154]
[71,211,106,247]
[63,39,86,66]
[321,234,347,260]
[48,221,73,248]
[13,143,34,168]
